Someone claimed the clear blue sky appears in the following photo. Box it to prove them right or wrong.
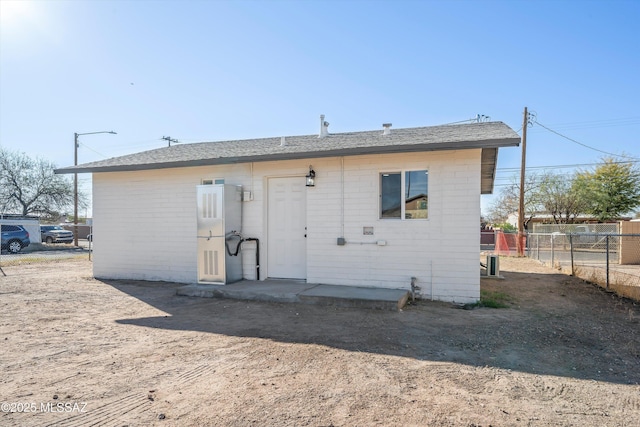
[1,0,639,216]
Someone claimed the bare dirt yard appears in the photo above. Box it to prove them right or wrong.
[1,257,639,427]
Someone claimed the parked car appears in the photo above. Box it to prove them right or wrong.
[1,225,31,253]
[40,225,74,244]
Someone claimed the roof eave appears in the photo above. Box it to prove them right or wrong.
[55,137,520,175]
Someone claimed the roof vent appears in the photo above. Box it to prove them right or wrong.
[280,136,286,147]
[382,123,392,135]
[319,114,330,138]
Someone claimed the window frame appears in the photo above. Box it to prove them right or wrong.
[201,178,225,185]
[379,169,429,220]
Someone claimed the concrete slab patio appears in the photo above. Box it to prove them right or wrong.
[176,280,411,311]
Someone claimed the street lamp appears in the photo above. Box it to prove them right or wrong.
[74,131,116,246]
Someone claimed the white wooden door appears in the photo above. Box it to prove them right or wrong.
[267,177,307,279]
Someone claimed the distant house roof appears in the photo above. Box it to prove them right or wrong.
[507,213,633,226]
[55,121,520,194]
[0,214,40,220]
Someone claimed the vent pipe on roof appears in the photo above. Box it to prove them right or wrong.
[280,136,286,147]
[382,123,392,135]
[319,114,330,138]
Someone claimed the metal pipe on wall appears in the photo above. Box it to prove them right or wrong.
[243,238,260,280]
[341,157,345,238]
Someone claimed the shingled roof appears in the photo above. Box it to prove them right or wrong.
[55,121,520,194]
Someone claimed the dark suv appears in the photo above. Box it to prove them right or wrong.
[1,225,31,253]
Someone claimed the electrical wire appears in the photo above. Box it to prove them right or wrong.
[79,143,108,159]
[439,114,491,126]
[528,116,640,132]
[492,158,640,188]
[80,138,168,161]
[494,114,640,190]
[439,118,477,126]
[532,120,639,161]
[497,159,639,173]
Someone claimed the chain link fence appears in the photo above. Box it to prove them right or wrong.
[0,242,91,273]
[2,223,92,273]
[531,222,620,235]
[524,231,640,301]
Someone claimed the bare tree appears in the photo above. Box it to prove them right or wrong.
[486,173,542,229]
[0,148,80,218]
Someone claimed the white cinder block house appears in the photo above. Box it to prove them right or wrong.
[57,119,520,303]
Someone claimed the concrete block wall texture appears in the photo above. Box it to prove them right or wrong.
[93,169,197,282]
[303,151,481,303]
[92,149,482,303]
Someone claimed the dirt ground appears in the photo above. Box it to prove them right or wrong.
[0,257,639,427]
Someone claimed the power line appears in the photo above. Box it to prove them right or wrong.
[79,142,108,159]
[439,114,491,126]
[497,159,639,173]
[110,138,166,149]
[528,116,640,132]
[492,157,640,187]
[532,120,639,161]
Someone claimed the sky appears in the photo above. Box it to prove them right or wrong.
[1,0,639,217]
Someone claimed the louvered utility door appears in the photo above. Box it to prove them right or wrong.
[197,185,225,284]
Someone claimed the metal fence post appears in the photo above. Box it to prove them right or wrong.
[536,233,539,260]
[493,229,497,253]
[606,235,610,289]
[569,233,574,276]
[551,234,555,267]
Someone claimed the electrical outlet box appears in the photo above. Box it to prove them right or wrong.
[363,226,374,235]
[376,240,387,246]
[337,237,346,246]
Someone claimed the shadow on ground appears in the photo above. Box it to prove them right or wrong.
[107,268,640,386]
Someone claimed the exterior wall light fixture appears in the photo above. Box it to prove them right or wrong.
[306,166,316,187]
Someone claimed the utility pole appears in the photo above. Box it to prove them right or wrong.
[162,136,178,147]
[74,132,79,247]
[517,107,528,257]
[74,131,116,246]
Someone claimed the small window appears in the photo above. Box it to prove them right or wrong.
[380,173,401,218]
[201,178,225,185]
[380,170,428,219]
[405,170,428,219]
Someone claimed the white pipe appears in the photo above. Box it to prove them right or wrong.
[430,260,434,301]
[250,162,254,193]
[341,157,344,238]
[319,114,329,138]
